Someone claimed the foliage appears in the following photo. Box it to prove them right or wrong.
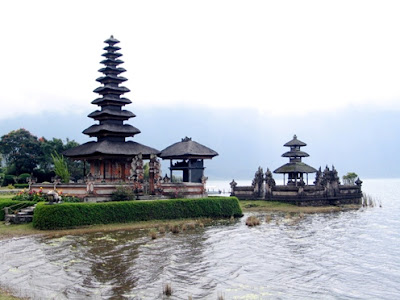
[33,197,243,229]
[0,128,84,183]
[143,162,149,181]
[3,175,16,186]
[171,175,183,183]
[12,189,47,202]
[343,172,358,185]
[14,184,29,188]
[51,152,70,183]
[62,196,83,203]
[111,185,135,201]
[7,184,15,189]
[17,173,31,184]
[0,129,41,175]
[0,199,36,221]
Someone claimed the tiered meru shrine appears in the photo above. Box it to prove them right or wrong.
[34,36,218,201]
[231,135,363,206]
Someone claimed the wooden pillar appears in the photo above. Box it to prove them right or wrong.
[102,161,106,180]
[83,160,86,178]
[149,164,155,195]
[170,160,173,180]
[121,161,125,181]
[109,160,113,181]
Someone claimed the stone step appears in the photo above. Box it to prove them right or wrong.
[19,209,34,214]
[5,205,36,224]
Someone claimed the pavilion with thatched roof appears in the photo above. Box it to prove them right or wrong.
[160,137,218,183]
[273,135,317,185]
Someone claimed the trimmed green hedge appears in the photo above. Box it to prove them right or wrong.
[33,197,243,230]
[0,200,37,221]
[14,184,29,188]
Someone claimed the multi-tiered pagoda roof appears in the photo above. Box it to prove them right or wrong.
[274,135,317,184]
[64,36,159,160]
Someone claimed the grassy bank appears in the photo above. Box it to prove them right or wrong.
[0,217,218,241]
[240,200,360,213]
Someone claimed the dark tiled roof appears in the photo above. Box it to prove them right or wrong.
[284,135,307,147]
[63,140,160,158]
[160,137,218,159]
[274,162,317,174]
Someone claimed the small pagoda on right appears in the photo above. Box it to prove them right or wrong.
[230,135,363,206]
[273,135,317,186]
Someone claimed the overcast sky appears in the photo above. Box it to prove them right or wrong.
[1,0,400,180]
[2,0,400,119]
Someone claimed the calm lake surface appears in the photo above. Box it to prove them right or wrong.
[1,179,399,299]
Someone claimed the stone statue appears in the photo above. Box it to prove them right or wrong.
[230,179,237,195]
[314,167,322,186]
[252,167,265,198]
[265,168,275,187]
[264,168,275,199]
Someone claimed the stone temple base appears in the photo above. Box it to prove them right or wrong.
[31,182,207,202]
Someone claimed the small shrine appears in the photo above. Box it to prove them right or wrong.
[230,135,363,206]
[273,135,317,186]
[160,137,218,183]
[63,36,162,198]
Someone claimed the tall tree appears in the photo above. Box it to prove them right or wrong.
[0,129,40,175]
[343,172,358,185]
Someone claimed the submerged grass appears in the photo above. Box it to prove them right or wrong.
[0,217,215,240]
[0,286,24,300]
[240,200,360,213]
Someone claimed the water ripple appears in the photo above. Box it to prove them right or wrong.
[1,179,400,299]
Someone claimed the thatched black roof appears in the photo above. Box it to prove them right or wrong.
[274,162,317,174]
[284,135,307,147]
[91,96,131,106]
[282,150,310,158]
[88,109,135,120]
[63,140,160,159]
[83,124,140,137]
[160,137,218,159]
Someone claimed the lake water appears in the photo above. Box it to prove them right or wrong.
[0,179,399,299]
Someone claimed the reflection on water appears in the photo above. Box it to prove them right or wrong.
[1,179,400,299]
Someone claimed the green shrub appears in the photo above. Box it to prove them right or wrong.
[111,185,135,201]
[0,200,36,221]
[14,184,29,189]
[3,175,16,186]
[33,197,243,230]
[18,173,31,184]
[62,196,83,203]
[7,184,15,189]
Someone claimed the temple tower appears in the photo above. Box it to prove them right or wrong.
[64,36,159,182]
[274,135,317,185]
